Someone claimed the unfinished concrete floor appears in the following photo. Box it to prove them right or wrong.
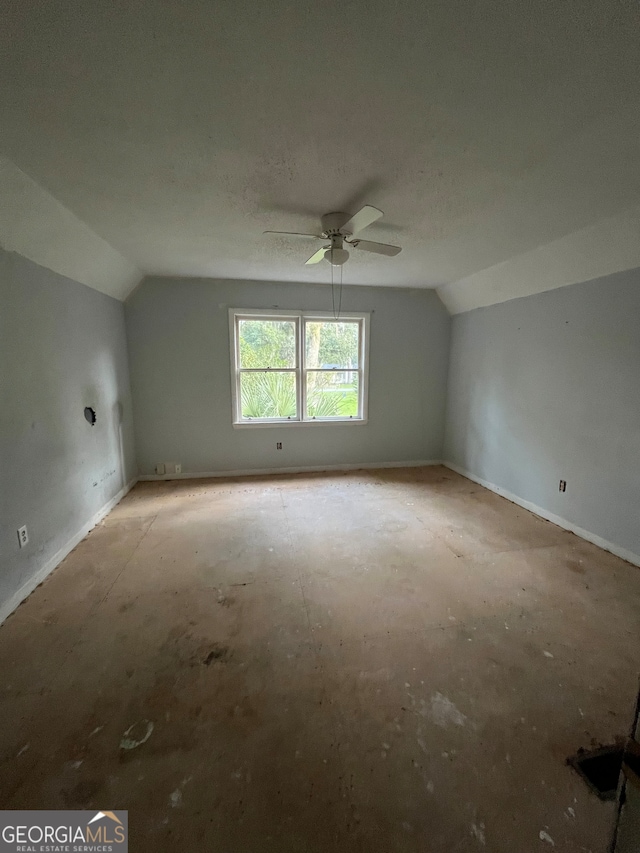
[1,466,639,852]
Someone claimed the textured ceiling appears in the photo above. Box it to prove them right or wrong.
[1,0,639,301]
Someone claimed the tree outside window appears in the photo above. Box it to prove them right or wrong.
[230,311,368,425]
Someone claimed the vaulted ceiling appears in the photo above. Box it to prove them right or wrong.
[1,0,639,310]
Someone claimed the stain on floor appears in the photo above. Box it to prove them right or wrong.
[1,466,639,852]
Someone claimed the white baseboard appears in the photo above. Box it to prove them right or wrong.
[0,477,138,626]
[444,461,640,568]
[138,459,444,481]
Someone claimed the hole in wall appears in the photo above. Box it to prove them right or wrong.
[567,745,624,800]
[84,406,97,426]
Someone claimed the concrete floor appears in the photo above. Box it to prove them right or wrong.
[1,466,639,852]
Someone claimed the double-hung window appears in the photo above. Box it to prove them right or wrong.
[230,310,369,426]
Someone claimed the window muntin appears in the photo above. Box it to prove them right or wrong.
[230,311,368,425]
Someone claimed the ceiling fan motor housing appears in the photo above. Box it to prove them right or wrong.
[321,211,351,237]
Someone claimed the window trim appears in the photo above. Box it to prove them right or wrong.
[229,308,370,427]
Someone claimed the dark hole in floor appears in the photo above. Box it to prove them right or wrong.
[567,745,624,800]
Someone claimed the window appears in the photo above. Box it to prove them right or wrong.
[229,310,369,426]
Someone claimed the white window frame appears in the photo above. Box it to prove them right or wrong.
[229,309,370,427]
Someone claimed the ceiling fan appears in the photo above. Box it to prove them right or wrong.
[264,205,402,266]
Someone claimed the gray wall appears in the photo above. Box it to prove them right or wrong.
[0,249,136,615]
[126,277,451,474]
[444,268,640,560]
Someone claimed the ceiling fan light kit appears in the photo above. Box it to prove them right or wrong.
[264,204,402,267]
[326,245,350,266]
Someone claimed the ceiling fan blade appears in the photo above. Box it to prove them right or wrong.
[305,247,328,265]
[340,205,383,236]
[351,239,402,257]
[263,231,322,239]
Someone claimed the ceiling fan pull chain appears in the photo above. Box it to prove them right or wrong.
[331,256,336,319]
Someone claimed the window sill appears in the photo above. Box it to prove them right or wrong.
[232,418,368,429]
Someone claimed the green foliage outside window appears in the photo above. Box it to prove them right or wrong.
[237,318,360,420]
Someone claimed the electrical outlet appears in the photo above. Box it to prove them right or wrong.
[276,442,282,450]
[17,525,28,548]
[175,464,182,474]
[156,463,166,475]
[559,480,567,492]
